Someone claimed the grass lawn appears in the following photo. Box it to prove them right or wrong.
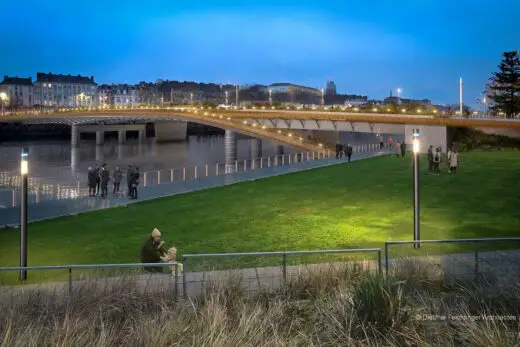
[1,151,520,281]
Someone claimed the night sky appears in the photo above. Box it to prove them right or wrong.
[1,0,518,106]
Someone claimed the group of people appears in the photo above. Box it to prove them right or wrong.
[393,141,407,158]
[87,164,140,199]
[335,143,354,162]
[428,145,459,175]
[140,228,182,275]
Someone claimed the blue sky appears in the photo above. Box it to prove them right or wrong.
[1,0,518,106]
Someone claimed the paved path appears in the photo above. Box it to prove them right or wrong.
[0,150,388,226]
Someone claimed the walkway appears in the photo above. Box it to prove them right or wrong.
[0,150,388,226]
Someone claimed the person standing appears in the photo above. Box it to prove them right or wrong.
[433,147,441,175]
[87,167,96,197]
[335,142,342,159]
[94,163,101,196]
[100,164,110,198]
[401,142,406,158]
[131,166,140,199]
[379,135,384,149]
[427,145,434,173]
[387,136,394,149]
[395,141,401,158]
[345,144,353,163]
[449,149,459,174]
[113,166,122,196]
[126,165,134,198]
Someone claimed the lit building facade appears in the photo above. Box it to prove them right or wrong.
[34,73,97,107]
[0,76,34,108]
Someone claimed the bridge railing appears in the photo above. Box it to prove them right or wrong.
[2,143,385,206]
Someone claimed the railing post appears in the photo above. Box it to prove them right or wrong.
[170,169,174,182]
[377,250,382,276]
[235,160,238,172]
[174,263,179,300]
[77,181,80,196]
[182,256,187,299]
[157,171,161,185]
[474,249,479,282]
[306,152,309,161]
[312,152,315,160]
[205,164,209,177]
[183,167,186,181]
[216,163,219,176]
[252,158,255,170]
[282,155,285,165]
[384,242,389,276]
[282,253,287,283]
[12,189,16,207]
[68,268,72,297]
[267,157,271,167]
[260,158,263,169]
[143,172,148,187]
[194,166,198,179]
[244,160,247,171]
[288,154,291,165]
[36,185,40,204]
[274,156,278,166]
[57,184,61,200]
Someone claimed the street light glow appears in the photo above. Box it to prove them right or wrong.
[0,92,7,100]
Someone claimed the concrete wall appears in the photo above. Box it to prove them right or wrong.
[154,121,187,142]
[405,125,447,153]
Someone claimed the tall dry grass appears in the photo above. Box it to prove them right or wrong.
[1,261,520,347]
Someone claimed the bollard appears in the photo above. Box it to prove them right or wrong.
[235,161,238,172]
[183,167,186,181]
[12,189,16,207]
[260,158,263,169]
[57,184,61,200]
[244,159,247,171]
[307,152,310,161]
[274,156,278,166]
[288,154,291,165]
[312,152,315,160]
[77,181,80,195]
[143,172,148,187]
[252,159,255,170]
[216,163,219,176]
[170,169,174,182]
[194,166,198,179]
[268,157,271,167]
[282,155,285,165]
[158,171,161,185]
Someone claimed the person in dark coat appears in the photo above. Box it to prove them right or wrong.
[140,228,167,273]
[126,165,134,198]
[87,167,96,197]
[427,145,434,173]
[113,166,122,196]
[401,142,407,158]
[94,163,101,196]
[345,144,353,163]
[335,143,342,159]
[131,166,140,199]
[100,164,110,198]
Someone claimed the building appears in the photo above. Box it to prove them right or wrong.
[269,83,321,95]
[98,84,139,106]
[344,95,368,106]
[136,82,161,105]
[34,73,97,107]
[325,80,337,96]
[383,96,432,106]
[0,76,34,108]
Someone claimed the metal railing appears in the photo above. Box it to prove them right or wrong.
[384,237,520,281]
[0,262,180,298]
[181,248,382,298]
[1,143,385,206]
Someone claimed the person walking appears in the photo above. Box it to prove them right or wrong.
[335,142,342,159]
[87,167,96,197]
[395,141,401,158]
[433,147,442,175]
[94,163,101,196]
[449,149,459,174]
[126,165,134,198]
[345,143,353,163]
[387,136,394,149]
[379,135,384,149]
[113,166,122,196]
[400,142,406,158]
[100,164,110,198]
[427,145,434,173]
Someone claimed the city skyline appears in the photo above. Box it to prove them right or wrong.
[1,0,518,107]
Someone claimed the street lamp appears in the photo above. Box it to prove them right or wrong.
[235,84,239,108]
[20,148,29,280]
[269,88,272,104]
[397,88,402,105]
[412,129,420,249]
[0,92,7,115]
[321,88,325,107]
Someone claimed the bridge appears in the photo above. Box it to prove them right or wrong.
[2,108,519,162]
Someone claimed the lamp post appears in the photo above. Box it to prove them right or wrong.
[0,92,7,115]
[235,84,239,108]
[20,148,29,280]
[397,88,402,105]
[269,88,272,104]
[321,88,325,107]
[412,129,420,249]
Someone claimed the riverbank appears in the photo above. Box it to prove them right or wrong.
[1,151,519,268]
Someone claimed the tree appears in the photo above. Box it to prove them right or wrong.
[488,51,520,118]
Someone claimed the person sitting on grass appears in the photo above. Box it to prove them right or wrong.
[140,228,167,273]
[161,246,183,275]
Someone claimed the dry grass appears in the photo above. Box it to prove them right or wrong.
[1,262,520,347]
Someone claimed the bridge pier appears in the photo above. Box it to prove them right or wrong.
[71,125,79,148]
[154,121,187,142]
[71,147,79,173]
[118,130,126,145]
[224,130,237,173]
[250,138,262,159]
[96,131,104,146]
